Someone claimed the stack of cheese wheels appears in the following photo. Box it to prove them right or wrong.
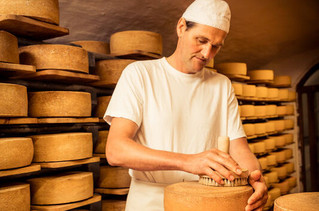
[266,154,278,167]
[29,132,92,162]
[268,188,281,203]
[270,76,291,87]
[252,141,266,155]
[164,182,253,211]
[273,180,290,195]
[19,44,89,73]
[264,172,279,185]
[0,83,28,117]
[267,88,279,100]
[288,91,296,102]
[28,91,91,117]
[265,105,277,116]
[102,199,126,211]
[271,166,287,180]
[256,86,268,99]
[248,70,274,81]
[258,157,268,171]
[239,105,255,117]
[0,31,19,63]
[284,119,294,130]
[265,121,276,133]
[243,124,255,136]
[242,84,256,98]
[94,96,111,117]
[278,89,289,101]
[283,148,293,160]
[27,172,93,205]
[0,0,59,24]
[0,183,30,211]
[94,59,135,86]
[286,176,297,190]
[71,40,110,55]
[254,105,267,117]
[97,166,131,188]
[254,122,266,135]
[285,105,294,115]
[271,135,286,148]
[214,62,247,76]
[110,30,162,55]
[231,82,243,96]
[271,150,286,164]
[283,133,293,145]
[274,192,319,211]
[94,130,108,154]
[263,138,275,152]
[273,120,285,132]
[0,137,33,170]
[277,106,286,116]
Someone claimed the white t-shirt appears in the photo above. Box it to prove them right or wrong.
[104,57,245,184]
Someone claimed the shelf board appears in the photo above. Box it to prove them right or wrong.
[0,62,36,76]
[224,74,250,81]
[0,14,69,40]
[0,164,41,178]
[0,117,99,125]
[0,117,37,125]
[31,194,101,211]
[35,157,100,169]
[110,50,162,60]
[246,79,274,85]
[91,80,116,88]
[95,188,129,195]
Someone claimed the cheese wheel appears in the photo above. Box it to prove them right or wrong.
[240,105,255,117]
[273,180,289,195]
[283,148,293,160]
[268,188,281,202]
[283,133,293,144]
[254,122,266,135]
[271,151,286,163]
[232,83,243,96]
[258,157,268,170]
[271,76,291,87]
[94,59,135,86]
[242,84,256,97]
[248,70,274,81]
[214,62,247,75]
[110,30,162,55]
[283,162,294,174]
[0,83,28,117]
[264,172,279,184]
[267,88,279,99]
[265,105,277,116]
[94,130,108,154]
[164,182,253,211]
[271,135,286,148]
[30,132,92,162]
[271,166,287,180]
[285,105,294,115]
[0,137,33,170]
[94,96,111,117]
[265,121,276,133]
[19,44,89,73]
[266,154,278,167]
[288,91,297,102]
[205,59,214,68]
[248,143,255,153]
[277,106,286,116]
[264,138,275,151]
[71,41,110,55]
[273,120,285,132]
[264,194,273,209]
[286,176,297,189]
[274,192,319,211]
[28,172,93,205]
[278,89,289,101]
[97,166,131,188]
[0,31,19,63]
[243,124,255,136]
[252,141,266,154]
[264,176,270,188]
[28,91,91,117]
[0,183,30,211]
[256,86,268,99]
[284,119,294,130]
[255,105,267,117]
[0,0,59,24]
[102,199,126,211]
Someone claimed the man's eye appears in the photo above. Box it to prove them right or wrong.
[197,38,206,44]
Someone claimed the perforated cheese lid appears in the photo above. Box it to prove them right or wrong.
[0,31,19,63]
[214,62,247,75]
[274,192,319,211]
[94,130,108,154]
[71,40,110,55]
[0,183,30,211]
[97,166,131,188]
[94,96,111,118]
[248,70,274,81]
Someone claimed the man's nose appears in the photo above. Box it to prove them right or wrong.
[201,44,212,59]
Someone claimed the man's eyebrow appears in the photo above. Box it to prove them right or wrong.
[197,36,224,47]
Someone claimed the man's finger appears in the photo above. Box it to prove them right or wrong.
[212,151,242,175]
[245,193,268,211]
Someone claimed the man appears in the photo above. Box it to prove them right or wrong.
[104,0,268,210]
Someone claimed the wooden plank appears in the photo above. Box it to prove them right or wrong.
[0,14,69,40]
[224,74,250,81]
[90,80,116,88]
[0,62,36,76]
[35,157,100,168]
[93,153,106,159]
[37,117,99,124]
[109,50,161,60]
[31,194,101,211]
[0,164,41,178]
[0,117,38,125]
[246,79,274,84]
[95,188,129,195]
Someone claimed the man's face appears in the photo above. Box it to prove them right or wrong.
[178,20,227,74]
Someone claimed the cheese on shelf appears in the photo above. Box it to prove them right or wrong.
[214,62,247,75]
[254,122,267,135]
[266,154,278,167]
[97,166,131,188]
[286,176,297,190]
[273,180,290,195]
[231,82,243,96]
[258,157,268,170]
[268,187,281,202]
[263,138,275,152]
[254,105,267,117]
[242,84,256,97]
[248,143,255,153]
[265,121,276,133]
[0,31,19,63]
[267,88,279,99]
[283,133,293,145]
[278,89,289,101]
[252,141,266,154]
[239,105,255,117]
[94,96,111,118]
[284,119,294,130]
[248,70,274,81]
[283,148,293,160]
[274,192,319,211]
[271,166,287,180]
[285,105,294,115]
[0,183,30,211]
[271,135,286,148]
[283,162,294,174]
[256,86,268,99]
[102,199,126,211]
[71,40,110,55]
[243,124,255,136]
[271,76,291,87]
[288,91,297,102]
[264,172,279,184]
[265,105,277,116]
[277,106,287,116]
[94,130,108,154]
[271,151,286,164]
[273,120,285,132]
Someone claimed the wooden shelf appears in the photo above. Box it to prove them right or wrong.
[0,62,36,76]
[35,157,100,169]
[31,194,101,211]
[91,80,116,88]
[109,50,162,60]
[0,117,99,125]
[0,14,69,40]
[222,74,250,82]
[246,79,274,84]
[95,188,129,195]
[0,164,41,178]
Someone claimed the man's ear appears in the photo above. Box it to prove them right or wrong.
[176,17,187,37]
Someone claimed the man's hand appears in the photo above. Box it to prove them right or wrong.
[245,170,268,211]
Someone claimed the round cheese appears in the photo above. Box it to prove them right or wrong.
[248,143,255,153]
[0,137,33,170]
[264,172,279,184]
[231,83,243,96]
[102,199,126,211]
[243,124,255,136]
[205,59,214,68]
[277,106,286,116]
[278,89,289,101]
[283,133,293,145]
[252,141,266,154]
[94,59,135,86]
[28,172,93,205]
[164,182,253,211]
[254,105,267,117]
[94,130,108,154]
[284,162,294,174]
[264,176,270,188]
[242,84,256,97]
[285,105,294,115]
[271,166,287,180]
[97,166,131,188]
[266,154,278,167]
[284,119,294,130]
[0,31,19,63]
[265,105,277,116]
[271,151,286,164]
[264,138,275,152]
[239,105,255,117]
[286,176,297,190]
[94,96,111,118]
[284,148,293,160]
[0,183,30,211]
[274,192,319,211]
[110,30,162,55]
[271,76,291,87]
[254,122,266,135]
[288,91,297,102]
[258,157,268,170]
[274,120,285,132]
[0,83,28,117]
[268,187,281,202]
[0,0,59,24]
[248,70,274,81]
[71,40,110,55]
[264,194,273,209]
[28,91,91,117]
[267,88,279,99]
[272,135,286,148]
[273,180,289,195]
[30,132,92,162]
[19,44,89,73]
[214,62,247,75]
[256,86,268,99]
[265,121,276,133]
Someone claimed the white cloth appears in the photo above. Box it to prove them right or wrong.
[104,57,245,210]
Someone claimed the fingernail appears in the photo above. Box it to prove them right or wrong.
[236,168,242,174]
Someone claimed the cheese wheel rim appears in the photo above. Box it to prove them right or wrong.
[0,30,19,63]
[214,62,247,75]
[0,183,30,211]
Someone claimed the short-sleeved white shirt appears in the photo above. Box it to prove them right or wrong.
[105,57,245,184]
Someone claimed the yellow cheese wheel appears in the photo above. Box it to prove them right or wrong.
[71,40,110,55]
[240,105,255,117]
[252,141,266,154]
[285,105,294,115]
[288,91,297,102]
[0,137,33,170]
[256,86,268,99]
[242,84,256,97]
[267,88,279,99]
[19,44,89,73]
[274,192,319,211]
[255,105,267,117]
[0,0,59,24]
[248,70,274,81]
[284,162,294,174]
[273,120,285,132]
[110,30,162,55]
[28,91,91,117]
[264,172,279,184]
[0,83,28,117]
[283,148,293,160]
[263,138,275,152]
[30,132,92,162]
[265,105,277,116]
[94,130,108,154]
[271,76,291,87]
[231,83,243,96]
[278,89,289,101]
[248,143,255,153]
[243,124,255,136]
[97,166,131,188]
[0,183,30,211]
[264,176,270,188]
[214,62,247,75]
[271,151,286,164]
[164,182,253,211]
[265,121,276,133]
[266,154,278,167]
[94,59,135,86]
[271,135,286,148]
[264,194,273,209]
[277,106,286,116]
[268,187,281,202]
[258,157,268,170]
[284,119,294,130]
[28,172,93,205]
[94,96,111,118]
[0,31,19,63]
[205,59,214,68]
[102,199,126,211]
[286,176,297,190]
[283,133,293,145]
[254,122,267,135]
[271,166,287,180]
[273,180,289,195]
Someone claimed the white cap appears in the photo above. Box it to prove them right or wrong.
[182,0,231,33]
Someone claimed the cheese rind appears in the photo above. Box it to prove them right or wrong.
[0,183,30,211]
[71,41,110,55]
[267,88,279,99]
[268,187,281,202]
[242,84,256,97]
[254,105,267,117]
[258,157,268,170]
[0,31,19,63]
[240,105,255,117]
[256,86,268,99]
[94,96,111,118]
[278,89,289,101]
[232,83,243,96]
[271,166,287,180]
[248,70,274,81]
[284,119,294,130]
[274,192,319,211]
[214,63,247,75]
[254,122,267,135]
[264,172,278,184]
[273,180,289,195]
[94,130,108,154]
[264,138,275,151]
[277,106,286,116]
[288,91,296,102]
[265,122,275,133]
[266,105,277,116]
[266,154,278,167]
[97,166,131,188]
[243,124,255,136]
[271,76,291,87]
[102,199,126,211]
